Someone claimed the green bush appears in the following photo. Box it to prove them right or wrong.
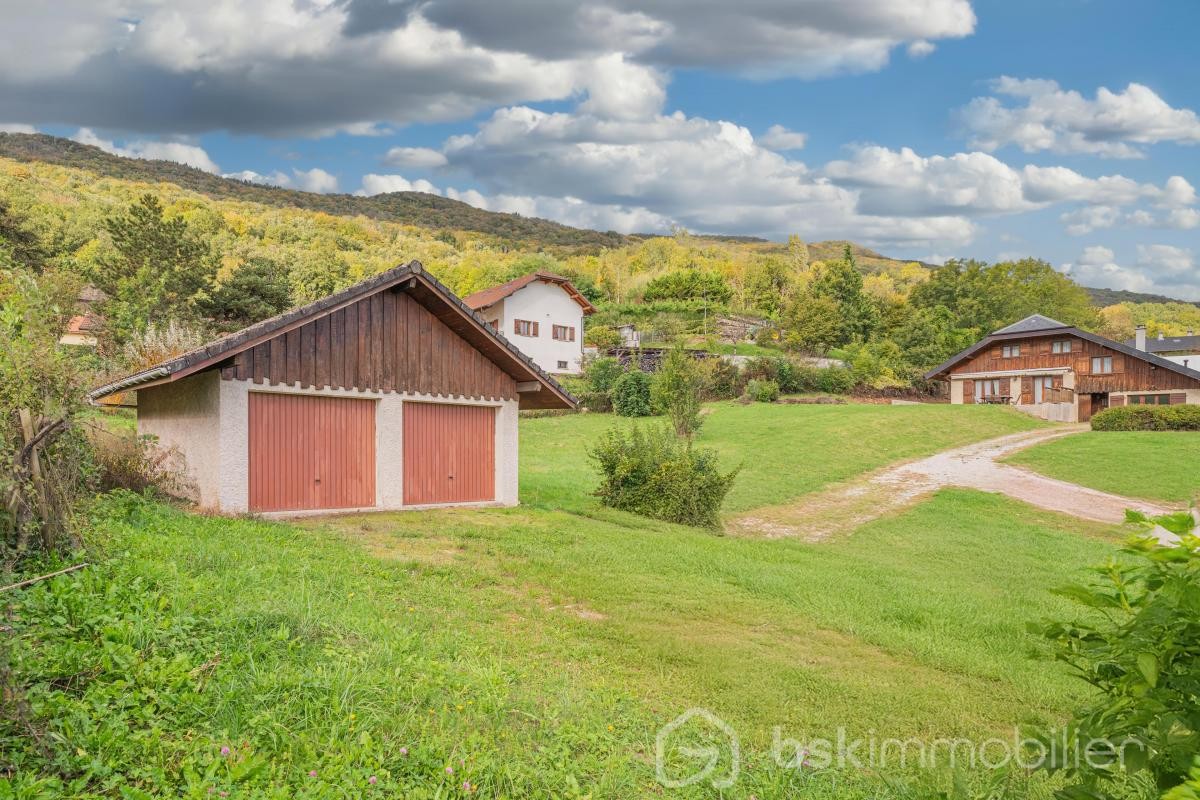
[745,379,780,403]
[1091,404,1200,431]
[588,425,739,529]
[583,356,624,394]
[611,370,653,417]
[650,347,706,437]
[1031,521,1200,796]
[642,269,733,304]
[576,391,613,413]
[816,365,855,395]
[701,358,745,401]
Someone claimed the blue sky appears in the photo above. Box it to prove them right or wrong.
[3,0,1199,297]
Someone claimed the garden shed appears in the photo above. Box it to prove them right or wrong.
[89,261,575,514]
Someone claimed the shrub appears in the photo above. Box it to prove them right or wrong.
[588,425,739,529]
[650,346,706,437]
[1031,521,1200,796]
[816,366,855,395]
[702,358,745,401]
[584,356,624,394]
[576,391,613,413]
[584,324,621,350]
[612,370,653,417]
[88,429,193,497]
[642,269,732,304]
[745,379,780,403]
[1091,404,1200,431]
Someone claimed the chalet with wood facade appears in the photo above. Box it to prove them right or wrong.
[89,262,575,515]
[926,314,1200,422]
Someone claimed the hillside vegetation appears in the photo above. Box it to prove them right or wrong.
[3,135,1199,390]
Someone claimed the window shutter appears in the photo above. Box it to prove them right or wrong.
[533,321,539,336]
[569,326,575,342]
[513,319,519,335]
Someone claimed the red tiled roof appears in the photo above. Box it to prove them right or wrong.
[461,271,596,314]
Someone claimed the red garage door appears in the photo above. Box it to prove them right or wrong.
[248,393,376,512]
[403,402,495,505]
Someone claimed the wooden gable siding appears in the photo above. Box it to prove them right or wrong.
[220,288,517,401]
[950,334,1200,393]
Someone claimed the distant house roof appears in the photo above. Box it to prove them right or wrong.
[925,313,1200,383]
[1124,333,1200,354]
[89,261,576,409]
[462,271,596,315]
[992,314,1069,335]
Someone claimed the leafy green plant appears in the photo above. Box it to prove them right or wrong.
[650,346,706,437]
[583,356,624,394]
[745,379,780,403]
[588,425,738,528]
[1030,523,1200,797]
[611,370,652,417]
[1091,405,1200,431]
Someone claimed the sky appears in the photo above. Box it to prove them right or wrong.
[1,0,1199,299]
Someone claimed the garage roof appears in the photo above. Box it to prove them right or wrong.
[89,261,577,410]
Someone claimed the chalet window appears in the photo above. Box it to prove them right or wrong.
[552,324,576,342]
[1091,356,1113,374]
[974,379,1005,401]
[1051,340,1072,354]
[1002,344,1021,358]
[513,319,539,337]
[557,360,568,370]
[1129,394,1170,405]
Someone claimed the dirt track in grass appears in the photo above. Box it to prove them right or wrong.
[729,425,1174,540]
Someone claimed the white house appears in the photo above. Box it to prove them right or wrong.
[463,271,596,375]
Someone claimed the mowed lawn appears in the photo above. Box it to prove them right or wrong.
[522,401,1046,513]
[1006,430,1200,503]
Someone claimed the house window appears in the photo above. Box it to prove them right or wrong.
[1091,356,1113,374]
[974,379,1005,401]
[1051,340,1072,354]
[1129,394,1171,405]
[557,360,568,370]
[1002,344,1021,358]
[552,324,576,342]
[513,319,538,337]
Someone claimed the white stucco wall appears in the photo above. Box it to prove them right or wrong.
[949,379,964,404]
[214,379,519,514]
[137,371,222,507]
[489,280,585,374]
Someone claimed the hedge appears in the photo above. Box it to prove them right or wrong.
[1091,404,1200,431]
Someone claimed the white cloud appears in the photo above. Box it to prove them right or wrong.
[907,40,936,59]
[1060,206,1120,236]
[958,77,1200,158]
[0,1,975,135]
[1165,208,1200,230]
[382,147,449,169]
[72,127,220,173]
[1062,244,1200,299]
[0,123,37,133]
[223,169,292,187]
[291,167,339,193]
[759,125,808,151]
[357,173,442,196]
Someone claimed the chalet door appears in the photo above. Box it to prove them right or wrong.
[1092,393,1109,413]
[403,402,496,505]
[248,393,376,512]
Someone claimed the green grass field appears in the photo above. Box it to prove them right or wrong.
[523,402,1044,513]
[7,404,1129,799]
[1006,430,1200,503]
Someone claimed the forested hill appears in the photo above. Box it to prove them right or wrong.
[0,133,627,251]
[0,132,1193,308]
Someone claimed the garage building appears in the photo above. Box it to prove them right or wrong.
[89,261,575,514]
